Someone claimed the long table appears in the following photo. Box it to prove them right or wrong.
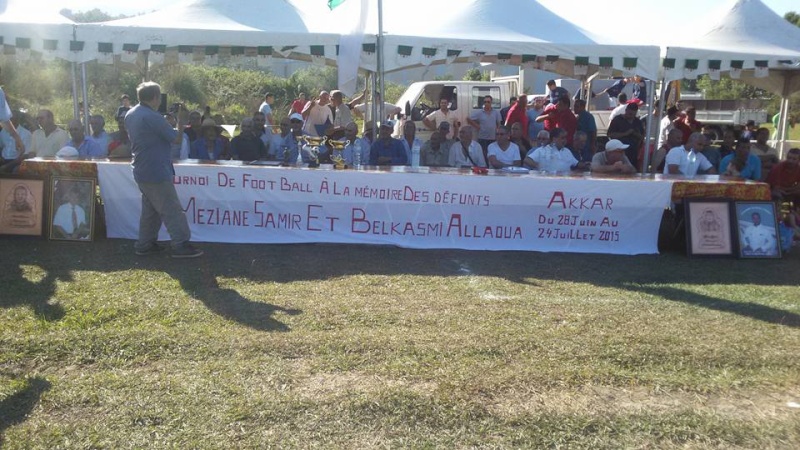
[19,158,772,255]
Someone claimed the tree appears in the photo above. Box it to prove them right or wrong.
[463,68,489,81]
[785,11,800,27]
[59,8,128,23]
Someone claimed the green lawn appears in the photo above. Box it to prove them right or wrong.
[1,239,799,448]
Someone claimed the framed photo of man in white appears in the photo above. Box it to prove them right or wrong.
[0,176,45,236]
[49,177,95,241]
[735,201,781,259]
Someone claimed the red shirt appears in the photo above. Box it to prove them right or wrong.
[504,102,528,136]
[291,99,305,114]
[766,161,800,190]
[542,104,577,146]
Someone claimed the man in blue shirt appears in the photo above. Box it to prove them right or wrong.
[546,80,569,105]
[126,81,202,258]
[370,121,407,166]
[0,66,24,155]
[67,119,105,157]
[719,138,761,180]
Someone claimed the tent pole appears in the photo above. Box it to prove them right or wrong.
[641,78,657,175]
[776,74,791,159]
[81,63,90,133]
[376,0,385,124]
[71,62,80,121]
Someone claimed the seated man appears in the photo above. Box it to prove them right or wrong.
[107,116,131,158]
[532,130,550,151]
[765,147,800,204]
[719,138,761,180]
[591,139,636,174]
[420,131,450,167]
[30,109,69,157]
[230,118,267,161]
[651,128,683,173]
[66,119,105,157]
[399,120,422,165]
[568,130,591,170]
[369,121,407,166]
[510,122,532,160]
[341,121,370,166]
[189,118,230,160]
[486,126,520,168]
[524,128,578,172]
[449,125,486,168]
[663,132,716,176]
[751,127,779,181]
[700,132,721,169]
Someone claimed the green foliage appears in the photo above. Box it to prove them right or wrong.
[462,68,489,81]
[785,11,800,27]
[59,8,128,23]
[694,75,770,100]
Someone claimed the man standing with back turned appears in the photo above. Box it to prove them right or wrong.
[126,81,203,258]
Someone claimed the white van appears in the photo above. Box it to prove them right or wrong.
[395,80,520,141]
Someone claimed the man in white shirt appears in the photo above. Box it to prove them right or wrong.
[486,126,520,168]
[301,91,333,137]
[423,98,458,139]
[258,93,274,129]
[449,126,486,168]
[525,128,578,172]
[742,212,777,255]
[30,109,69,157]
[664,132,716,176]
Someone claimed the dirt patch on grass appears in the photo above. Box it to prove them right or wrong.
[489,385,800,420]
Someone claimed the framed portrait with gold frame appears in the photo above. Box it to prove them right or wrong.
[0,175,47,237]
[48,176,96,241]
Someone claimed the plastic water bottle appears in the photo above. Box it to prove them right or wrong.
[411,141,421,168]
[353,139,362,169]
[687,150,697,177]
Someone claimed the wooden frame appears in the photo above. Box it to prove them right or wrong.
[684,199,736,257]
[48,176,96,242]
[735,201,782,259]
[0,174,47,237]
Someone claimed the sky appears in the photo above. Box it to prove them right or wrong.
[55,0,798,46]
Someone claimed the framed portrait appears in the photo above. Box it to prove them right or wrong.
[735,201,782,259]
[684,199,736,257]
[48,176,96,242]
[0,175,46,237]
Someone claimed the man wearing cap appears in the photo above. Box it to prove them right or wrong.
[664,132,716,176]
[546,80,569,106]
[275,113,304,163]
[302,90,333,137]
[591,139,636,174]
[608,102,645,169]
[423,98,458,140]
[719,138,761,180]
[66,119,105,157]
[370,121,407,166]
[126,81,202,258]
[30,109,69,157]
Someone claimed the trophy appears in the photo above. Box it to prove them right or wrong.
[328,140,349,169]
[296,135,327,167]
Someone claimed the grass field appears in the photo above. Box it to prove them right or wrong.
[1,238,799,448]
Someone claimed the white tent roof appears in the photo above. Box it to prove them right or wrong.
[313,0,660,79]
[78,0,341,56]
[664,0,800,86]
[0,0,76,59]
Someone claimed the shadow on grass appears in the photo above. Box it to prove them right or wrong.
[1,239,798,330]
[0,376,51,436]
[630,285,800,328]
[164,263,302,332]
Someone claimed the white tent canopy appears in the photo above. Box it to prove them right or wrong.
[664,0,800,84]
[313,0,660,79]
[0,0,77,60]
[76,0,341,62]
[663,0,800,151]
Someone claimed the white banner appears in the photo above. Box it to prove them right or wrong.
[97,163,673,254]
